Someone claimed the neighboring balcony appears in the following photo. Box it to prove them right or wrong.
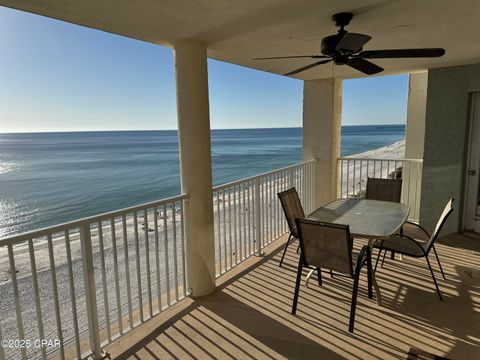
[2,156,476,360]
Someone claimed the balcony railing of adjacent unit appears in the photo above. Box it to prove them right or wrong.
[0,194,187,360]
[212,160,316,276]
[337,157,423,221]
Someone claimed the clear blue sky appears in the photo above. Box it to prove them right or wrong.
[0,7,408,133]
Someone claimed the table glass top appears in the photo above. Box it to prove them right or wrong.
[307,199,410,239]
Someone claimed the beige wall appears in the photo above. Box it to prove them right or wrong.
[421,63,480,233]
[302,78,342,207]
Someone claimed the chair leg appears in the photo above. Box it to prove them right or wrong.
[296,243,300,253]
[279,234,293,267]
[317,267,322,287]
[390,251,395,260]
[432,245,446,280]
[426,256,443,301]
[374,247,383,273]
[349,272,361,333]
[330,269,334,278]
[292,258,303,314]
[366,249,373,300]
[380,249,387,268]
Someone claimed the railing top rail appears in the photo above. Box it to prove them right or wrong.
[338,157,423,163]
[0,193,188,247]
[213,159,316,191]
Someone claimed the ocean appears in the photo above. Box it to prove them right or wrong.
[0,125,404,237]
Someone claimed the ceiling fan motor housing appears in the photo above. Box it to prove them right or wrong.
[321,34,341,56]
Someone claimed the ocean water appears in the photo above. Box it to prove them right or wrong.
[0,125,404,237]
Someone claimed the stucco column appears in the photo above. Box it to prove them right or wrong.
[303,78,342,207]
[405,72,428,159]
[404,72,427,221]
[174,40,215,297]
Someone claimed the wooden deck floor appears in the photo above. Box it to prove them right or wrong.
[105,232,480,360]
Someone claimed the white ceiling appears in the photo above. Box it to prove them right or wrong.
[1,0,480,79]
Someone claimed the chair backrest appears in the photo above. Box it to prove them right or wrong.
[424,198,454,253]
[295,218,353,276]
[365,177,402,202]
[278,187,305,238]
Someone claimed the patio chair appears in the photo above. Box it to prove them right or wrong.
[373,198,454,301]
[277,187,305,267]
[365,177,402,202]
[366,177,402,261]
[291,218,373,333]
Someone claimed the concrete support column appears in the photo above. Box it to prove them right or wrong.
[174,40,215,297]
[404,72,428,221]
[303,78,342,207]
[405,72,428,159]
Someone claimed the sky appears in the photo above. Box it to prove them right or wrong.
[0,7,408,133]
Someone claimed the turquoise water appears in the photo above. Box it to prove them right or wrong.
[0,125,404,237]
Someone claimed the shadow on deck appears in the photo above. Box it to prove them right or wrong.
[106,232,480,359]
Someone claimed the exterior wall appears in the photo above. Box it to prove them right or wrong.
[421,63,480,233]
[302,78,342,208]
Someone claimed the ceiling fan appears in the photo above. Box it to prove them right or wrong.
[254,12,445,76]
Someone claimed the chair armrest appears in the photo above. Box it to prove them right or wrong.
[405,221,430,238]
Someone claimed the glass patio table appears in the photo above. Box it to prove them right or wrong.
[307,198,410,305]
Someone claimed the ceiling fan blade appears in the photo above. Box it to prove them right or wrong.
[285,59,332,76]
[358,48,445,59]
[336,33,372,53]
[346,58,384,75]
[253,55,328,60]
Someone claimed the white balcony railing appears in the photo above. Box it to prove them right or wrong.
[0,194,187,360]
[1,157,425,359]
[213,160,316,276]
[337,157,423,221]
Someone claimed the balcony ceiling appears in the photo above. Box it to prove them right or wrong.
[1,0,480,79]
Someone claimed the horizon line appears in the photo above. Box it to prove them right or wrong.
[0,123,406,135]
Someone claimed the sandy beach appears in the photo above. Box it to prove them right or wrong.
[0,140,406,359]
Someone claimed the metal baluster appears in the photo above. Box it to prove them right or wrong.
[254,177,261,254]
[180,199,187,296]
[133,213,143,322]
[216,190,222,275]
[242,184,247,260]
[172,203,179,301]
[346,160,350,197]
[46,235,65,360]
[247,181,252,255]
[80,224,103,359]
[63,232,80,359]
[122,215,134,327]
[143,210,153,318]
[163,204,171,306]
[111,218,124,332]
[153,208,162,311]
[8,244,27,360]
[233,186,238,264]
[97,221,111,339]
[228,187,232,268]
[222,189,227,272]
